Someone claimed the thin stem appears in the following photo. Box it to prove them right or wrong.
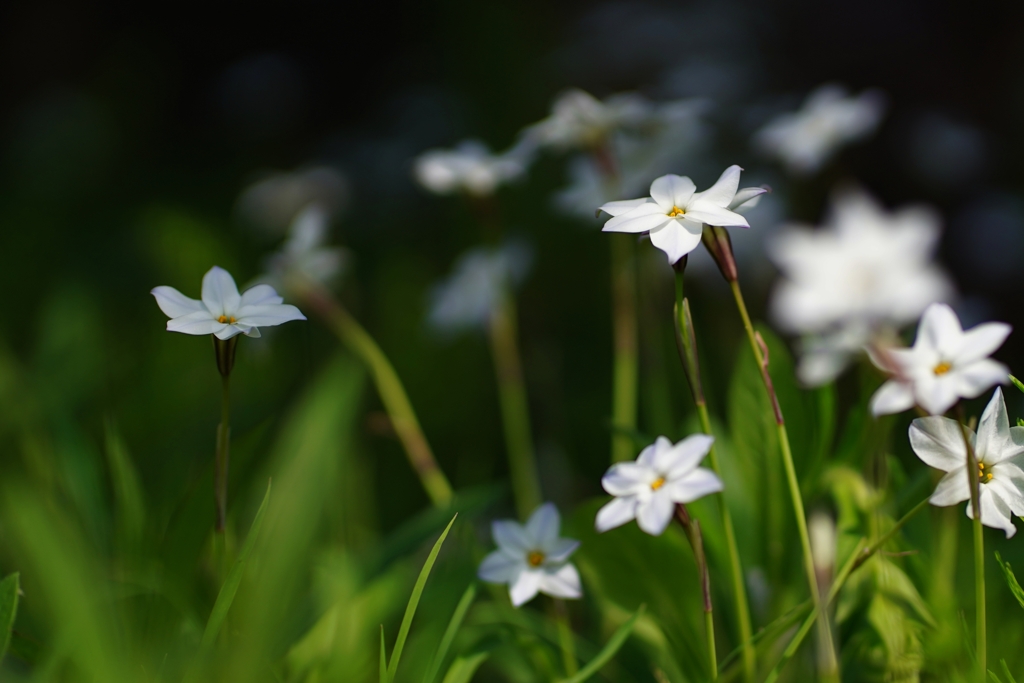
[553,598,578,677]
[488,290,542,519]
[214,374,230,533]
[301,284,453,507]
[674,273,755,683]
[727,280,836,662]
[956,407,986,677]
[676,505,717,679]
[706,611,718,681]
[610,235,639,462]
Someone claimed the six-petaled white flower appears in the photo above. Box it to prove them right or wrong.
[910,388,1024,537]
[596,435,723,536]
[413,140,529,197]
[599,166,764,265]
[478,503,582,607]
[755,84,886,175]
[153,266,306,340]
[262,203,347,290]
[428,242,532,333]
[869,303,1010,416]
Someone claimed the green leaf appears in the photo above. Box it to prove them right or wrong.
[440,652,490,683]
[199,479,272,651]
[103,419,146,548]
[557,604,645,683]
[995,552,1024,610]
[0,573,19,662]
[1009,375,1024,395]
[380,625,388,683]
[1002,659,1019,683]
[385,513,458,682]
[424,583,477,683]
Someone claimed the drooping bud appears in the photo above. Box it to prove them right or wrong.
[213,336,239,377]
[701,225,738,282]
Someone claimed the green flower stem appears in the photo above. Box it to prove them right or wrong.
[488,290,542,520]
[214,373,230,533]
[726,279,837,664]
[675,504,717,679]
[301,284,453,507]
[674,272,755,683]
[553,598,578,677]
[609,235,639,463]
[956,408,986,677]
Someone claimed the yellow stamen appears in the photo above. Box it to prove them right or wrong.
[979,463,993,483]
[933,361,953,375]
[651,476,666,491]
[217,315,237,324]
[527,551,545,567]
[668,206,686,218]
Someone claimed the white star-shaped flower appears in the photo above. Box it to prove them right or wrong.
[869,303,1010,416]
[755,84,885,175]
[263,204,347,290]
[910,388,1024,537]
[477,503,582,607]
[595,435,723,536]
[428,242,531,334]
[413,140,528,197]
[524,89,654,151]
[598,166,764,265]
[152,266,306,340]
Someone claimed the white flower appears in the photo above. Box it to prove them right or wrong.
[478,503,582,607]
[869,303,1010,416]
[235,166,348,237]
[263,204,347,289]
[599,166,763,265]
[910,388,1024,537]
[755,85,885,175]
[413,140,527,197]
[524,89,654,151]
[769,188,954,385]
[153,266,306,340]
[596,435,723,536]
[428,242,531,333]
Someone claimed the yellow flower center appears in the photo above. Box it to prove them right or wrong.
[651,476,666,491]
[933,361,953,375]
[668,206,686,218]
[979,462,993,483]
[527,550,545,567]
[217,315,237,324]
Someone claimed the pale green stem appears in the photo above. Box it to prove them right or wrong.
[727,279,837,667]
[610,235,639,463]
[488,290,542,520]
[553,599,578,677]
[674,273,755,683]
[214,374,230,533]
[675,505,717,679]
[956,409,986,677]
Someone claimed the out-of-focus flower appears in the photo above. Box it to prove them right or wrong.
[599,166,760,265]
[595,435,722,536]
[769,188,954,385]
[478,503,582,607]
[869,303,1010,416]
[910,388,1024,537]
[524,89,652,151]
[755,85,885,175]
[152,266,306,340]
[413,140,528,197]
[236,166,348,237]
[262,204,347,291]
[428,242,532,333]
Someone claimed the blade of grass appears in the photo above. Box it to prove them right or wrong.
[380,625,388,683]
[441,652,490,683]
[424,583,477,683]
[0,573,19,662]
[1002,660,1018,683]
[557,604,645,683]
[995,552,1024,610]
[199,479,272,651]
[386,514,458,682]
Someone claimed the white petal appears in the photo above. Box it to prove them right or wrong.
[598,197,649,217]
[595,496,638,532]
[602,463,653,496]
[953,360,1009,400]
[635,492,675,536]
[915,303,962,355]
[656,434,714,478]
[909,416,971,472]
[244,326,262,338]
[650,174,695,210]
[729,186,768,211]
[648,223,702,264]
[478,550,524,583]
[954,322,1011,365]
[987,475,1024,517]
[545,538,580,563]
[976,388,1009,462]
[240,284,284,307]
[967,486,1017,538]
[201,266,242,317]
[669,468,723,503]
[929,468,970,506]
[234,303,307,327]
[525,503,560,549]
[869,380,916,416]
[166,310,221,336]
[684,202,750,228]
[213,324,247,340]
[493,520,531,555]
[697,165,742,208]
[538,563,582,600]
[603,207,672,235]
[509,570,542,606]
[915,375,961,416]
[151,286,205,318]
[638,437,672,468]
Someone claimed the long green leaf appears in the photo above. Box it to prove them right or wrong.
[104,419,146,546]
[557,604,645,683]
[199,480,272,650]
[1002,659,1019,683]
[424,583,477,683]
[380,625,388,683]
[440,652,489,683]
[995,552,1024,610]
[0,573,19,662]
[385,513,458,682]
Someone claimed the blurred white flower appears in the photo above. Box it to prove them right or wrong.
[869,303,1010,416]
[478,503,582,607]
[769,188,954,385]
[595,435,722,536]
[153,266,306,340]
[236,166,348,237]
[755,85,885,175]
[428,242,532,333]
[910,388,1024,537]
[263,204,347,290]
[413,140,528,197]
[599,166,759,265]
[524,89,652,151]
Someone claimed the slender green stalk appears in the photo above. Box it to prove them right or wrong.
[553,599,579,677]
[673,273,755,683]
[609,235,639,463]
[675,505,717,679]
[488,290,542,519]
[300,284,453,507]
[214,374,230,533]
[956,409,986,676]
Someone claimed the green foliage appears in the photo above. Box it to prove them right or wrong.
[0,573,19,663]
[995,552,1024,611]
[557,604,644,683]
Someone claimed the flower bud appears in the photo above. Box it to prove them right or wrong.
[213,336,238,377]
[700,225,738,282]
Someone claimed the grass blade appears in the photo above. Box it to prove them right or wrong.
[995,552,1024,610]
[199,479,272,651]
[380,625,388,683]
[440,652,490,683]
[424,583,477,683]
[0,573,19,662]
[386,513,458,682]
[1002,660,1019,683]
[558,604,645,683]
